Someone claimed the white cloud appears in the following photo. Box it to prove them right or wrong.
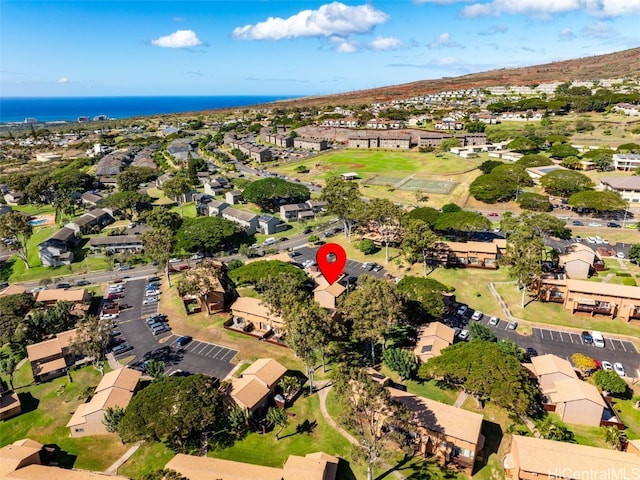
[151,30,202,48]
[460,0,640,18]
[370,36,404,51]
[57,77,69,84]
[231,2,388,40]
[329,36,359,53]
[559,27,576,40]
[478,24,508,35]
[581,21,617,38]
[429,32,463,49]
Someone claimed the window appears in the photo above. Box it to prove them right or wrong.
[75,428,84,433]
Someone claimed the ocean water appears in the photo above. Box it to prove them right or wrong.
[0,95,300,124]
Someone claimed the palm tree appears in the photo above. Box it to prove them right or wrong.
[603,425,627,450]
[266,407,288,441]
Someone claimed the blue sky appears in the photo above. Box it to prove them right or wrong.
[1,0,639,97]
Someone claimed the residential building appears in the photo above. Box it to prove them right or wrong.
[165,451,338,480]
[67,367,141,437]
[613,103,640,116]
[280,203,312,222]
[537,277,640,321]
[3,191,24,205]
[306,199,328,213]
[88,235,144,253]
[559,243,602,279]
[526,165,568,183]
[26,329,77,383]
[230,296,284,336]
[529,354,577,392]
[433,239,506,269]
[3,463,129,479]
[0,440,43,476]
[261,130,294,148]
[203,180,227,196]
[314,281,346,310]
[413,322,455,363]
[504,435,640,480]
[601,176,640,203]
[38,227,76,267]
[206,199,229,217]
[79,192,103,208]
[225,190,243,205]
[64,209,114,235]
[613,153,640,171]
[389,388,484,474]
[35,288,91,307]
[35,152,62,162]
[293,137,328,151]
[229,358,287,415]
[258,214,282,235]
[221,207,258,235]
[0,390,21,420]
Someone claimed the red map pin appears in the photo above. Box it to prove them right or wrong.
[316,243,347,285]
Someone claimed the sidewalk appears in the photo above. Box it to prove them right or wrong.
[103,441,143,475]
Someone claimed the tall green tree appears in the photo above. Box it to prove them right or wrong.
[603,425,627,450]
[362,198,404,263]
[162,175,193,216]
[333,367,412,480]
[320,176,364,241]
[242,178,310,211]
[401,219,437,276]
[102,191,153,219]
[0,356,17,390]
[0,212,33,268]
[102,406,125,433]
[266,407,289,441]
[140,207,182,231]
[70,316,114,375]
[143,227,175,286]
[145,359,165,381]
[117,166,157,192]
[540,170,593,197]
[342,275,405,365]
[396,276,453,320]
[175,216,239,254]
[434,210,491,234]
[177,260,226,315]
[568,191,626,214]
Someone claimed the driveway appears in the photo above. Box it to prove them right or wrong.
[111,278,236,380]
[294,245,389,280]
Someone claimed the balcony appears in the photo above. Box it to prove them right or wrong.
[575,304,612,315]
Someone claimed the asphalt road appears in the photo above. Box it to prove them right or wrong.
[444,308,640,379]
[111,278,237,380]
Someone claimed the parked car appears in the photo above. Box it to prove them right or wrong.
[456,305,468,316]
[372,263,383,272]
[143,296,159,305]
[152,325,171,336]
[572,220,584,226]
[148,276,160,282]
[111,343,133,355]
[471,310,483,321]
[169,258,181,263]
[302,260,316,269]
[488,316,499,326]
[288,251,302,258]
[586,237,597,244]
[601,361,613,371]
[75,280,90,286]
[29,286,46,293]
[302,227,312,234]
[458,329,470,340]
[56,283,71,289]
[574,236,583,242]
[100,313,119,320]
[526,347,538,358]
[145,315,164,325]
[119,303,132,310]
[588,222,602,227]
[145,289,160,296]
[507,320,518,330]
[581,331,593,344]
[617,252,625,259]
[117,264,131,271]
[107,293,122,300]
[613,362,626,376]
[146,283,160,290]
[361,262,374,271]
[176,335,193,347]
[607,222,621,228]
[190,253,204,260]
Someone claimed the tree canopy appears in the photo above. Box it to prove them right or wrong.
[517,192,553,212]
[434,210,491,233]
[175,216,240,253]
[119,375,227,452]
[515,154,553,169]
[406,207,440,229]
[242,177,310,211]
[0,212,33,268]
[229,260,309,288]
[418,340,538,415]
[540,170,593,197]
[320,176,364,239]
[568,190,626,213]
[117,166,157,192]
[396,276,453,321]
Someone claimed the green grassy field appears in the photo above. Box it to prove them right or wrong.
[0,363,128,472]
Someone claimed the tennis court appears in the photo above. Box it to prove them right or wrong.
[401,178,459,194]
[365,175,405,186]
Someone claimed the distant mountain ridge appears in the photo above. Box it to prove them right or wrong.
[270,47,640,109]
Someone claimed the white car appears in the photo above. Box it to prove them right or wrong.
[614,362,626,377]
[190,253,204,260]
[458,329,470,340]
[145,289,160,296]
[586,237,597,244]
[143,296,159,305]
[617,252,625,259]
[100,313,119,320]
[588,222,602,227]
[601,361,613,371]
[602,239,609,245]
[169,258,181,263]
[471,310,483,321]
[488,316,499,326]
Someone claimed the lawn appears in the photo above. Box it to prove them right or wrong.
[118,441,176,479]
[378,365,458,405]
[0,362,128,472]
[210,392,363,479]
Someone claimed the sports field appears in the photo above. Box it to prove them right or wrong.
[273,149,480,181]
[365,175,459,194]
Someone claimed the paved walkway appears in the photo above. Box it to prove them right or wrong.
[315,381,405,479]
[106,352,122,370]
[104,441,143,475]
[453,391,469,408]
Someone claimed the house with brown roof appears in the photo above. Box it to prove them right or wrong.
[0,390,22,420]
[26,329,77,383]
[434,238,506,269]
[229,358,287,415]
[66,367,141,437]
[35,288,91,307]
[537,277,640,321]
[38,227,76,267]
[389,388,484,474]
[529,354,608,427]
[601,176,640,202]
[221,207,258,235]
[0,440,43,476]
[88,235,144,253]
[413,322,455,363]
[559,243,602,279]
[504,435,640,480]
[2,463,130,480]
[230,296,285,337]
[164,451,338,480]
[314,281,346,310]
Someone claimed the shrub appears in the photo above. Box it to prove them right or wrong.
[594,370,628,397]
[294,165,309,173]
[622,278,637,286]
[358,238,377,255]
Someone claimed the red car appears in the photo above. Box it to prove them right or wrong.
[488,212,498,217]
[179,265,190,271]
[107,293,122,300]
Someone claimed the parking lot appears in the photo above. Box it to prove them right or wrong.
[294,246,388,279]
[442,304,640,378]
[109,278,237,380]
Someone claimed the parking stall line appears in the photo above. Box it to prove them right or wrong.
[211,348,226,359]
[186,342,201,353]
[195,344,209,354]
[221,350,237,362]
[620,342,628,352]
[537,329,545,339]
[201,345,215,356]
[609,341,616,351]
[209,346,223,358]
